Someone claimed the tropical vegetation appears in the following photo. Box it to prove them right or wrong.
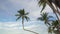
[38,0,60,34]
[15,0,60,34]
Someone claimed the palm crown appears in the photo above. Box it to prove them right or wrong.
[15,9,29,21]
[15,9,30,30]
[37,12,53,25]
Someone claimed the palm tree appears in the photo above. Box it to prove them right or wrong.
[50,20,60,34]
[52,20,60,31]
[38,0,60,34]
[38,0,60,20]
[48,20,60,34]
[52,20,59,29]
[37,12,53,26]
[15,9,38,34]
[15,9,30,30]
[37,12,60,34]
[37,12,54,34]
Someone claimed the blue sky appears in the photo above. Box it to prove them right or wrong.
[0,0,56,34]
[0,0,54,22]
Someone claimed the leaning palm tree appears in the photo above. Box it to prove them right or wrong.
[37,12,53,26]
[15,9,30,30]
[15,9,38,34]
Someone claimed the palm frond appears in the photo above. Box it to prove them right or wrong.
[18,9,25,15]
[38,0,44,6]
[42,13,48,20]
[41,3,46,12]
[15,14,20,16]
[25,12,29,15]
[41,13,47,17]
[38,0,46,6]
[16,16,21,21]
[38,0,46,12]
[24,16,30,22]
[52,20,59,26]
[37,17,44,21]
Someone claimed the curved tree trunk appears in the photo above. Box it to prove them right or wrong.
[22,16,38,34]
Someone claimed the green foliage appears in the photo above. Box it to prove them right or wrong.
[16,16,21,21]
[52,20,59,27]
[38,0,60,34]
[37,12,53,25]
[37,17,44,21]
[25,16,30,21]
[18,9,25,15]
[51,20,59,31]
[48,26,52,33]
[15,9,30,21]
[38,0,60,12]
[38,0,46,12]
[15,9,30,29]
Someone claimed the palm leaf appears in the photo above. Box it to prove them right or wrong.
[25,12,29,15]
[38,0,46,6]
[41,3,46,12]
[18,9,25,15]
[52,20,59,26]
[16,16,21,21]
[38,0,46,12]
[38,0,44,6]
[37,17,44,21]
[42,13,47,20]
[24,16,30,22]
[15,14,20,16]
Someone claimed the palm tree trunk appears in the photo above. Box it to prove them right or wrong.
[22,17,38,34]
[22,17,24,30]
[46,0,59,21]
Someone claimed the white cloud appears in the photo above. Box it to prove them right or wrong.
[0,21,39,29]
[0,22,48,34]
